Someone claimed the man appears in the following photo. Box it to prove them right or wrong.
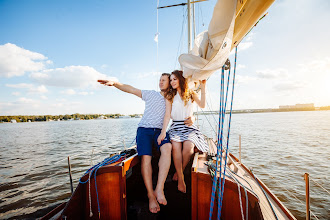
[97,74,194,213]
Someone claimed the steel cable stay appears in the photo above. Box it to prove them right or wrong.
[251,153,330,199]
[250,164,320,220]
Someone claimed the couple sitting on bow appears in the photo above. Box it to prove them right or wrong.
[98,70,209,213]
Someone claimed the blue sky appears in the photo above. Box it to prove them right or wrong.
[1,0,330,115]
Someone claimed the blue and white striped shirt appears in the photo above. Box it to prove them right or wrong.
[138,90,166,129]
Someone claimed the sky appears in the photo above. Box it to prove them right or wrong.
[0,0,330,115]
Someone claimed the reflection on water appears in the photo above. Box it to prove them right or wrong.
[0,111,329,219]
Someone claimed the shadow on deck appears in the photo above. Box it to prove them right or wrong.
[127,151,193,220]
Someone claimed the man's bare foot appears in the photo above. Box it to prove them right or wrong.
[154,189,167,205]
[148,194,160,213]
[178,179,186,193]
[172,172,178,181]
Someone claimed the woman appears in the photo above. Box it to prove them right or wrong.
[158,70,209,193]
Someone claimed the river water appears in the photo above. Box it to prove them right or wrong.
[0,111,329,219]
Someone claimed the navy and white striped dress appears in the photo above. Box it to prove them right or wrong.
[168,92,209,153]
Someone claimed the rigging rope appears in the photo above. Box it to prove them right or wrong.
[218,46,237,219]
[79,153,126,218]
[250,170,279,220]
[174,7,187,70]
[311,179,330,195]
[209,46,238,220]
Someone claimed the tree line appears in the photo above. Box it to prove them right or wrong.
[0,114,128,123]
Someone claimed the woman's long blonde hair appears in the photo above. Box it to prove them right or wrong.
[164,70,194,106]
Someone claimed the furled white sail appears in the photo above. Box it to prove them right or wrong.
[179,0,237,84]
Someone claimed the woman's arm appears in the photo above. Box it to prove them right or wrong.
[157,99,172,145]
[192,80,206,108]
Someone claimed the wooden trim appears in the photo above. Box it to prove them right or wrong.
[192,152,199,172]
[119,166,127,220]
[122,154,139,175]
[191,171,198,220]
[40,202,66,220]
[191,152,199,220]
[229,153,296,220]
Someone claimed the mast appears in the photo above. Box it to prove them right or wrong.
[187,0,192,52]
[158,1,206,53]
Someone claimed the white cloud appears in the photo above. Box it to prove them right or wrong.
[101,64,108,69]
[6,83,48,94]
[40,95,48,100]
[0,43,50,78]
[29,85,48,94]
[78,92,89,95]
[236,64,246,70]
[135,71,161,79]
[238,42,253,51]
[17,97,38,104]
[6,83,34,89]
[30,65,116,89]
[230,42,253,55]
[245,32,255,42]
[298,57,330,74]
[12,92,21,96]
[256,68,289,79]
[60,89,76,95]
[235,74,257,85]
[273,81,305,91]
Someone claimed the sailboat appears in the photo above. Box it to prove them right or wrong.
[42,0,297,219]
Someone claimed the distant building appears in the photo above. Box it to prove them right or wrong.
[118,115,131,119]
[279,103,315,109]
[96,115,107,120]
[11,119,17,123]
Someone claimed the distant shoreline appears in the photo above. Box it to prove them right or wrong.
[0,113,142,123]
[1,107,330,123]
[196,106,330,115]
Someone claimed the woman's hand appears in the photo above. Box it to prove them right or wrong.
[199,79,206,88]
[157,131,166,145]
[184,116,195,126]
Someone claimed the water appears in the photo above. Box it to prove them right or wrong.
[0,111,329,219]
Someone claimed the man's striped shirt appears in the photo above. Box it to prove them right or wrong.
[138,90,165,129]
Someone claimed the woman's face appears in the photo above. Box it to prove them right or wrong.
[170,74,179,89]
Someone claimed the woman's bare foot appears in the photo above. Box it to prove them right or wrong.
[154,189,167,205]
[148,194,160,213]
[178,179,186,193]
[172,172,178,181]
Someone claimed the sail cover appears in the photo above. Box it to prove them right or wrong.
[179,0,237,84]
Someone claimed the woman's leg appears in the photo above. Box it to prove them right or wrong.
[172,140,195,181]
[182,140,195,171]
[172,140,186,193]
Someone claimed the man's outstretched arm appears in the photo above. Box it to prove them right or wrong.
[98,79,142,98]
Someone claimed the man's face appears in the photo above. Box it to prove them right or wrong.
[159,75,170,91]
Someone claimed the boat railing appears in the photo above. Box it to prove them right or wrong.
[215,134,327,220]
[249,161,326,220]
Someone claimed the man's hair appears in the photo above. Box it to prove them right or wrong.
[161,73,170,77]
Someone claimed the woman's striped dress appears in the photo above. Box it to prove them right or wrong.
[169,120,209,153]
[168,92,209,153]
